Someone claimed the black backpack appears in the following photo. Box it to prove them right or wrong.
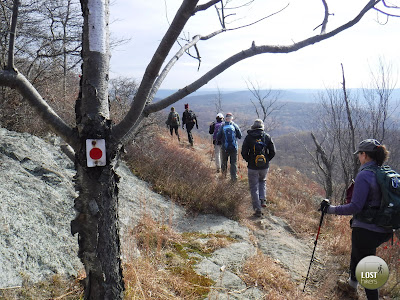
[253,135,267,167]
[355,165,400,230]
[186,110,196,123]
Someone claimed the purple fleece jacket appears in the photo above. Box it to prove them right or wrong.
[328,161,392,233]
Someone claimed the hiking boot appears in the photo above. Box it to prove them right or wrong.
[253,209,263,218]
[337,278,358,299]
[260,199,267,208]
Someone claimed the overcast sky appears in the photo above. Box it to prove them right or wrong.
[108,0,400,91]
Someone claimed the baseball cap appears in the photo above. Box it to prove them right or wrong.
[354,139,381,154]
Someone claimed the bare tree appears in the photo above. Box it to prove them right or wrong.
[0,0,391,298]
[35,0,82,99]
[312,61,399,202]
[213,84,224,114]
[246,79,283,132]
[362,58,398,142]
[313,73,362,200]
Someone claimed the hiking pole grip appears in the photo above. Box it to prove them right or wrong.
[303,211,325,292]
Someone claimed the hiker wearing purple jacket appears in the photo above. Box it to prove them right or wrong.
[320,139,392,300]
[209,113,224,173]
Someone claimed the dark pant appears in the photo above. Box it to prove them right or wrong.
[169,125,179,138]
[221,149,238,181]
[185,122,195,145]
[350,227,391,300]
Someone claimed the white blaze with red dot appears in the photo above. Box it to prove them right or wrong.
[86,139,106,167]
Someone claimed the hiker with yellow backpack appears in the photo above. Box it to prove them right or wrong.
[241,119,276,218]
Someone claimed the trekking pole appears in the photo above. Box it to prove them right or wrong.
[303,210,325,292]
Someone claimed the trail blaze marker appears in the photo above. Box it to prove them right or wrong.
[86,139,106,167]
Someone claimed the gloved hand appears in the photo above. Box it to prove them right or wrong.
[182,125,185,130]
[196,124,199,129]
[319,199,330,213]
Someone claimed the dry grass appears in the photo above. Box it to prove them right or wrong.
[267,165,325,236]
[122,215,225,299]
[377,234,400,298]
[125,132,249,219]
[0,274,84,300]
[241,250,315,300]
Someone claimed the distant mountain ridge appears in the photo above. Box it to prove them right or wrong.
[155,89,321,136]
[155,88,400,137]
[155,88,323,104]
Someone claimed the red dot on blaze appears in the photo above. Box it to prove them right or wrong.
[89,147,103,160]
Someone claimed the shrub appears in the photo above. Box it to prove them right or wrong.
[125,131,247,219]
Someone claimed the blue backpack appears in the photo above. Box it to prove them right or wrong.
[223,124,237,152]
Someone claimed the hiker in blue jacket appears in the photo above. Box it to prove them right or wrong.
[241,119,276,218]
[320,139,392,300]
[217,113,242,182]
[209,113,224,173]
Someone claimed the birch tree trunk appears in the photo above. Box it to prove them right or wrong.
[71,0,124,298]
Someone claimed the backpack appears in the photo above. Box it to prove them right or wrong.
[186,110,196,123]
[253,135,267,167]
[223,124,237,152]
[169,112,179,126]
[213,122,223,142]
[356,165,400,230]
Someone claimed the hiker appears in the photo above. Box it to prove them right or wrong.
[182,103,198,146]
[241,119,276,218]
[319,139,392,300]
[216,112,242,182]
[209,113,224,172]
[165,106,180,141]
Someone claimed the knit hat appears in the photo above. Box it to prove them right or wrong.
[225,113,233,122]
[184,103,189,109]
[354,139,381,154]
[251,119,264,130]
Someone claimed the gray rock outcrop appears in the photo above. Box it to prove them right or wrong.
[0,128,313,298]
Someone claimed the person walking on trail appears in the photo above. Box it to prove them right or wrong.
[182,103,198,146]
[217,112,242,182]
[209,113,224,173]
[165,106,180,141]
[319,139,392,300]
[241,119,276,218]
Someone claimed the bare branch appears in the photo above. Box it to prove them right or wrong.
[374,0,400,16]
[373,7,400,16]
[382,0,400,8]
[112,0,200,143]
[224,3,289,32]
[145,35,202,110]
[313,0,331,34]
[194,0,221,13]
[143,0,379,116]
[0,70,78,149]
[216,0,255,10]
[7,0,19,70]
